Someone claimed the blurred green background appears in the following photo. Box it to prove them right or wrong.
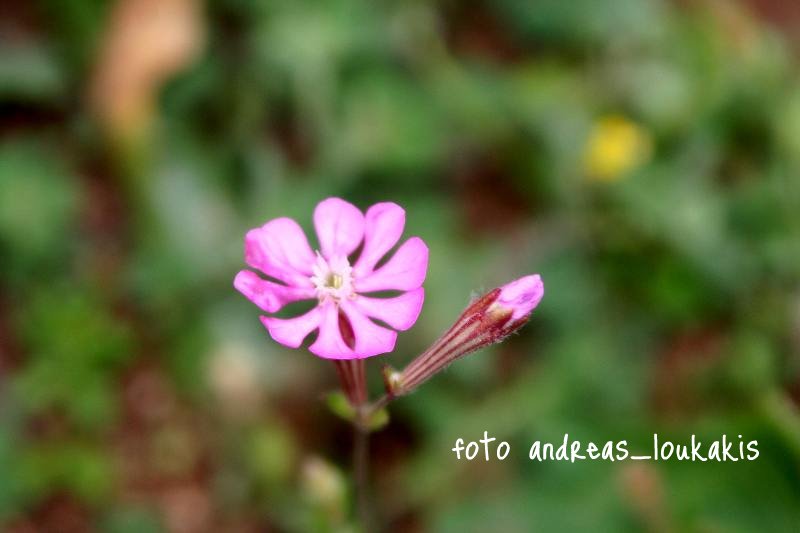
[2,0,800,531]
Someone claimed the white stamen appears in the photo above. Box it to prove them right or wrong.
[310,251,355,303]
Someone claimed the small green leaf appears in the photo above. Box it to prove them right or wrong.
[366,408,389,432]
[325,391,356,423]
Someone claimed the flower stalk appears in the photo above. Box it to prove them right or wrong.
[333,359,368,406]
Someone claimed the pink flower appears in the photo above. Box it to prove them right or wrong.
[386,274,543,395]
[234,198,428,359]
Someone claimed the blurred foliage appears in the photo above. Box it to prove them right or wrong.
[1,0,800,531]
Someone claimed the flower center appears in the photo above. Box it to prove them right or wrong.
[311,252,354,303]
[325,272,343,290]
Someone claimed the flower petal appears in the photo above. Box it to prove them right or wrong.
[260,307,321,349]
[355,237,428,293]
[353,202,405,277]
[234,270,316,313]
[351,288,424,331]
[495,274,544,320]
[309,302,354,359]
[341,301,398,358]
[245,217,315,287]
[313,197,365,259]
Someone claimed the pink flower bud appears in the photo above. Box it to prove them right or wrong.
[388,275,543,396]
[491,274,545,320]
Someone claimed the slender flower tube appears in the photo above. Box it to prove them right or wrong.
[333,359,367,406]
[234,198,428,359]
[386,275,544,396]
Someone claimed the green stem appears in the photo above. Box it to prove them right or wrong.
[365,394,391,418]
[353,423,371,532]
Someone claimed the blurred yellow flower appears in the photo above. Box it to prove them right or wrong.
[583,115,652,182]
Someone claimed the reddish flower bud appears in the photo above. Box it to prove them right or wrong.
[387,275,543,396]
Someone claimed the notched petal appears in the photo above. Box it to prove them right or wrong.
[309,302,354,359]
[314,197,365,259]
[355,237,428,293]
[245,217,316,286]
[234,270,315,313]
[351,288,424,331]
[354,202,405,277]
[341,302,397,358]
[261,307,321,349]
